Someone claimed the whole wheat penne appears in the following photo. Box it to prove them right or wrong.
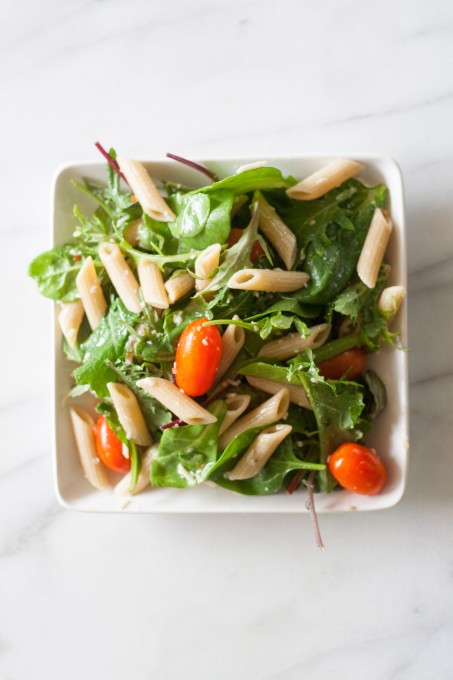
[286,159,364,200]
[245,375,312,409]
[114,445,158,496]
[377,285,406,320]
[255,192,297,269]
[107,382,152,446]
[99,242,142,313]
[258,323,331,361]
[219,393,251,435]
[70,407,110,490]
[137,259,169,309]
[136,377,217,425]
[228,268,309,293]
[195,243,221,291]
[117,157,176,222]
[357,209,393,288]
[213,316,245,386]
[58,300,85,348]
[164,271,194,304]
[76,256,107,330]
[219,388,290,449]
[226,423,292,480]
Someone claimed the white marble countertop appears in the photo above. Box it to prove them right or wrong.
[2,0,453,677]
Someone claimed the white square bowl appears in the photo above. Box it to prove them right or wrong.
[52,155,408,512]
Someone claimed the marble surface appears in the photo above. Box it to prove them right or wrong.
[1,0,452,677]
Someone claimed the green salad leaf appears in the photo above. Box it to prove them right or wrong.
[150,401,227,487]
[28,245,88,302]
[200,167,293,195]
[73,298,138,398]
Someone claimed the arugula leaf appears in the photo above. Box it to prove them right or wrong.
[332,267,390,349]
[294,357,366,492]
[200,202,259,294]
[150,401,227,487]
[135,297,210,362]
[107,361,171,433]
[200,167,293,196]
[138,214,178,255]
[28,245,86,302]
[211,436,325,495]
[73,298,138,398]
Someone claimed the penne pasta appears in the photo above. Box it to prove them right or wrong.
[123,219,142,247]
[98,242,142,313]
[228,268,309,293]
[377,285,406,320]
[258,323,331,361]
[357,208,393,288]
[164,271,194,304]
[226,423,292,480]
[117,157,176,222]
[213,316,245,386]
[114,445,158,496]
[70,407,110,490]
[75,256,107,330]
[137,259,169,309]
[219,393,251,436]
[219,388,290,449]
[107,382,152,446]
[245,375,311,410]
[286,159,364,201]
[136,377,217,425]
[195,243,221,291]
[255,192,297,269]
[58,300,85,348]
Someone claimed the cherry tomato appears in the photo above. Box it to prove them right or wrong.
[318,348,366,380]
[227,227,265,262]
[328,442,387,495]
[175,318,222,397]
[93,415,131,473]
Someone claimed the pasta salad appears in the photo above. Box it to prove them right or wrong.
[29,148,405,508]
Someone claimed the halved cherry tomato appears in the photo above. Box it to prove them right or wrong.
[227,227,265,262]
[328,442,387,495]
[175,318,222,397]
[93,415,131,473]
[318,348,366,380]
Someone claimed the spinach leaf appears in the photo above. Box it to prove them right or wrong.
[271,181,388,304]
[28,245,86,302]
[211,436,325,495]
[73,298,137,398]
[170,193,211,238]
[173,190,234,252]
[150,401,227,487]
[362,370,387,420]
[200,167,293,196]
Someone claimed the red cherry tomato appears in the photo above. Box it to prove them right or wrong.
[318,348,366,380]
[175,318,222,397]
[227,227,264,262]
[328,442,387,495]
[93,415,131,473]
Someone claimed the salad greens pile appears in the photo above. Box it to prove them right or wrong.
[29,150,397,496]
